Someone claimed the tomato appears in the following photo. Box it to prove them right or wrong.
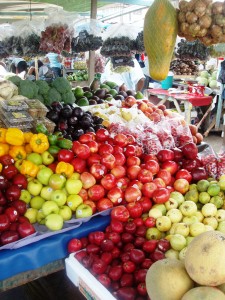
[92,231,105,246]
[137,282,147,296]
[120,273,134,287]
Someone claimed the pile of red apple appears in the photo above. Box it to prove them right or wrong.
[68,206,170,300]
[0,155,35,246]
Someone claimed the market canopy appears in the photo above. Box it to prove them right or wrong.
[0,0,152,23]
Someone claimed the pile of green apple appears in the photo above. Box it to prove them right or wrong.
[145,175,225,260]
[20,152,89,231]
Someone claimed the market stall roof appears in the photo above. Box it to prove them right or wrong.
[0,0,152,23]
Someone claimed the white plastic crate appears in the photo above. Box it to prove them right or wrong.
[65,253,116,300]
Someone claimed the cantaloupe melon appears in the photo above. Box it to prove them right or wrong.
[181,286,225,300]
[146,258,194,300]
[184,231,225,286]
[143,0,178,81]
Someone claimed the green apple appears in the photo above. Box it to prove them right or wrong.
[179,201,197,217]
[19,189,31,204]
[189,222,205,237]
[156,216,171,232]
[152,204,166,215]
[166,208,182,223]
[65,178,82,195]
[27,153,43,165]
[169,223,178,235]
[37,167,53,185]
[165,249,179,260]
[201,203,217,217]
[70,173,80,180]
[45,213,64,231]
[216,209,225,222]
[59,205,72,221]
[42,200,59,216]
[169,191,184,206]
[40,186,54,201]
[49,174,66,190]
[66,194,83,211]
[170,234,186,251]
[219,179,225,191]
[145,227,162,240]
[51,190,67,207]
[37,209,46,224]
[204,225,214,231]
[186,236,194,246]
[38,165,47,170]
[179,246,188,261]
[210,195,223,208]
[149,208,162,219]
[174,222,190,237]
[75,203,93,219]
[27,179,43,196]
[24,207,38,223]
[203,217,218,229]
[182,216,199,225]
[165,198,178,211]
[41,151,54,165]
[198,192,210,204]
[30,196,45,210]
[217,220,225,233]
[194,211,204,222]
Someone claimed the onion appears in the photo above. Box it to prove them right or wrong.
[199,35,214,46]
[189,23,201,35]
[179,0,189,12]
[194,1,207,17]
[197,28,208,37]
[212,1,223,14]
[214,14,225,27]
[211,25,223,38]
[186,12,198,24]
[180,22,190,34]
[178,11,187,23]
[199,15,212,28]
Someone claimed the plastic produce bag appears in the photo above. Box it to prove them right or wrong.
[197,143,218,179]
[39,8,78,54]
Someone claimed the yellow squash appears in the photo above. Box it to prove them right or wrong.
[143,0,178,81]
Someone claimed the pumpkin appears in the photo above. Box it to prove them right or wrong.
[143,0,178,81]
[185,231,225,286]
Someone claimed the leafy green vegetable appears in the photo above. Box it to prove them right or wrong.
[18,80,39,99]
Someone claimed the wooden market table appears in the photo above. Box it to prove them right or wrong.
[147,88,213,124]
[0,215,110,293]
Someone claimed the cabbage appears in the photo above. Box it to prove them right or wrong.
[200,70,210,78]
[209,79,218,89]
[197,77,208,86]
[212,70,218,80]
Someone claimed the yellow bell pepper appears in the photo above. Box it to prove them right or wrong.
[55,162,74,178]
[25,144,33,154]
[30,133,49,154]
[6,128,24,146]
[9,146,27,161]
[0,128,7,143]
[24,132,33,144]
[0,163,2,173]
[15,159,23,171]
[20,160,39,177]
[0,143,9,156]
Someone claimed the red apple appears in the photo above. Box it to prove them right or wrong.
[98,144,114,156]
[124,186,142,203]
[126,134,136,145]
[161,160,179,175]
[11,200,27,215]
[107,187,124,205]
[172,147,183,162]
[95,128,110,142]
[71,157,87,173]
[101,174,117,190]
[175,169,192,183]
[83,200,97,213]
[12,174,28,190]
[67,238,82,253]
[111,205,130,222]
[97,198,113,211]
[79,133,95,143]
[139,196,153,212]
[157,149,174,162]
[157,169,172,186]
[101,153,116,169]
[137,169,153,183]
[78,188,88,201]
[72,142,91,159]
[126,156,141,167]
[116,177,130,190]
[114,152,126,166]
[152,188,170,204]
[173,178,190,194]
[90,163,107,180]
[87,153,101,167]
[126,202,143,218]
[0,214,10,232]
[125,96,137,107]
[182,142,198,160]
[111,166,126,179]
[88,185,105,201]
[142,182,157,198]
[17,222,36,238]
[80,172,96,189]
[114,133,128,147]
[86,141,99,153]
[128,180,143,190]
[127,165,141,180]
[124,145,136,157]
[5,185,21,202]
[153,178,166,188]
[144,217,156,228]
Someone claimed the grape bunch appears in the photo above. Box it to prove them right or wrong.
[170,59,199,75]
[39,24,74,54]
[100,36,136,57]
[22,33,41,56]
[135,31,145,53]
[71,30,103,53]
[175,39,210,61]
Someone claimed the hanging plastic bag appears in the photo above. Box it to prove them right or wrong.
[0,24,14,58]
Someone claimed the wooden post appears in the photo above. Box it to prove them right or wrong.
[34,57,39,80]
[88,0,97,85]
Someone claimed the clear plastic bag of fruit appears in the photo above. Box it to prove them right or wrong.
[198,143,218,178]
[39,7,78,54]
[0,24,14,57]
[169,116,193,147]
[155,119,176,149]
